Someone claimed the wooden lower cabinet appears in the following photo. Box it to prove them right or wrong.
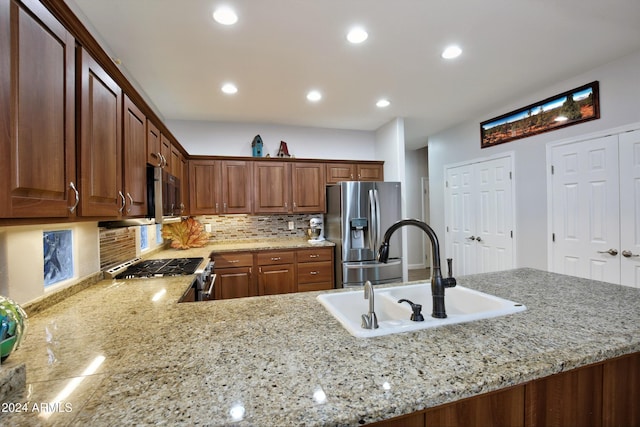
[525,363,603,427]
[369,353,639,427]
[213,252,254,300]
[213,247,335,299]
[257,251,295,295]
[296,247,334,292]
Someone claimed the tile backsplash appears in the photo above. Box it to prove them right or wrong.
[195,214,320,241]
[98,214,322,269]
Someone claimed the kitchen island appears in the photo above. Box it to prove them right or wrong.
[1,268,638,426]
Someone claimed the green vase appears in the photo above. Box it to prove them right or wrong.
[0,296,28,363]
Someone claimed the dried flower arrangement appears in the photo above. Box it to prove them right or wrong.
[161,217,210,249]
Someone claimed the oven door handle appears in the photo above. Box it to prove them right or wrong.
[201,274,216,298]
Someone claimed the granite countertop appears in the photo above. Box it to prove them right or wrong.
[1,268,639,426]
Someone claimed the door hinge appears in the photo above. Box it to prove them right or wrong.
[552,233,555,242]
[551,165,555,175]
[510,230,513,238]
[445,181,449,188]
[509,171,512,180]
[446,226,449,232]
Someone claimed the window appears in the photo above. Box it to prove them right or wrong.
[156,223,164,245]
[140,226,149,251]
[43,230,74,287]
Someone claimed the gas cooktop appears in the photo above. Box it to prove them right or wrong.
[114,258,205,279]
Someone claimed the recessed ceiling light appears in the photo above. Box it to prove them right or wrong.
[442,45,462,59]
[213,6,238,25]
[221,83,238,94]
[347,27,368,44]
[306,90,322,102]
[376,99,390,108]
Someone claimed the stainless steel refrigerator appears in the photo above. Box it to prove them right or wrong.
[326,181,403,287]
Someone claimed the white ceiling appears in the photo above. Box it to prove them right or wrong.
[66,0,640,149]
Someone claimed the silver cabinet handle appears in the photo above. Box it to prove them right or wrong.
[158,153,167,168]
[309,254,319,258]
[598,249,619,256]
[310,271,319,275]
[118,191,126,213]
[271,257,281,261]
[622,250,639,258]
[151,152,163,167]
[68,182,79,213]
[126,193,133,214]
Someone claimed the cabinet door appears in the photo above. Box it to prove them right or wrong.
[170,144,182,178]
[292,162,325,213]
[326,163,356,184]
[357,163,383,181]
[426,385,525,427]
[123,95,147,217]
[160,133,171,170]
[180,156,189,215]
[258,264,295,295]
[221,160,252,214]
[0,0,76,218]
[146,120,162,166]
[189,160,220,214]
[78,48,123,217]
[525,364,603,427]
[215,267,253,300]
[253,162,290,213]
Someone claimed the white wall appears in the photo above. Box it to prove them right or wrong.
[405,147,429,269]
[167,120,377,160]
[428,49,640,270]
[0,222,100,304]
[375,118,409,280]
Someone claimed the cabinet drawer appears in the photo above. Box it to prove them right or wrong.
[297,261,333,284]
[213,252,254,268]
[256,251,295,265]
[297,248,333,263]
[298,282,333,292]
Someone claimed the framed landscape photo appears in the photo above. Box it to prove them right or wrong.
[480,81,600,148]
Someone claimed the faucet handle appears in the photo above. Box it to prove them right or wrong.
[446,258,453,278]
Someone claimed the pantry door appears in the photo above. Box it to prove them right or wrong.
[445,155,514,276]
[620,129,640,287]
[550,135,620,284]
[447,163,477,275]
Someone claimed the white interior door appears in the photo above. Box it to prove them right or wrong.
[445,155,514,275]
[550,135,620,283]
[476,157,514,273]
[446,164,476,275]
[620,129,640,287]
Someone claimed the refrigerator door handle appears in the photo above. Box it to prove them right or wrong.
[344,259,402,269]
[373,188,381,249]
[368,189,376,252]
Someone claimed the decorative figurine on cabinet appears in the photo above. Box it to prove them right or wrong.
[251,135,263,157]
[277,140,291,158]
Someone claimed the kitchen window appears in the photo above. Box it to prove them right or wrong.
[43,230,74,287]
[140,226,149,251]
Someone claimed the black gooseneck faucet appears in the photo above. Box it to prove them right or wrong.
[377,219,456,319]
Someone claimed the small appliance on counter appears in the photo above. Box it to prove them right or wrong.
[307,216,325,243]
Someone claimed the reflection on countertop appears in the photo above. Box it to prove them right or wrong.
[2,268,639,426]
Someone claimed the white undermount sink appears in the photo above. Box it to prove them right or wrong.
[317,282,526,338]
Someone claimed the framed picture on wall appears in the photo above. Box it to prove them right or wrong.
[480,81,600,148]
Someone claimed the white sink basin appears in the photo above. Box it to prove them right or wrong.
[317,282,526,338]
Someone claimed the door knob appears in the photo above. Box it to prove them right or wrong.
[597,249,619,256]
[622,250,639,258]
[475,237,482,242]
[467,236,476,241]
